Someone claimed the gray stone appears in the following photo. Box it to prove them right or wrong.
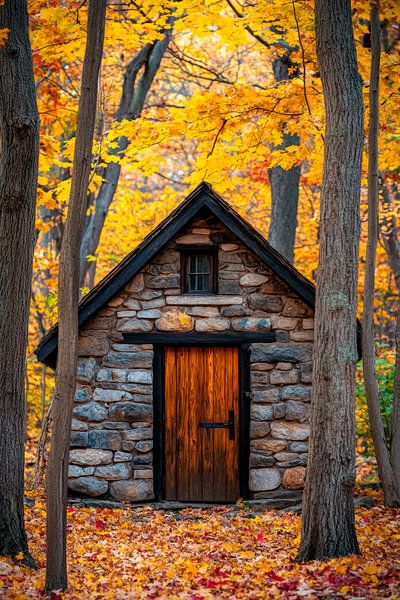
[123,298,141,310]
[110,479,153,501]
[132,453,152,465]
[231,317,271,332]
[111,369,128,382]
[88,430,122,451]
[69,448,113,466]
[103,422,130,430]
[188,306,220,317]
[250,422,271,439]
[136,309,162,319]
[117,311,138,318]
[270,421,310,441]
[114,451,133,462]
[250,371,270,385]
[71,418,89,431]
[127,370,152,384]
[145,274,180,289]
[300,362,312,384]
[96,368,112,382]
[135,440,153,453]
[117,318,153,332]
[155,308,193,332]
[75,388,92,402]
[134,290,162,301]
[249,453,275,468]
[141,297,166,309]
[250,343,312,364]
[73,402,107,422]
[68,476,108,497]
[122,429,152,441]
[103,351,153,369]
[240,273,268,287]
[221,306,251,317]
[68,465,95,477]
[195,318,230,332]
[251,389,280,403]
[76,358,97,383]
[249,468,281,491]
[270,369,299,385]
[290,442,308,452]
[219,252,242,264]
[166,295,242,306]
[281,385,312,402]
[275,452,299,462]
[93,388,128,403]
[108,402,152,423]
[95,463,132,480]
[70,431,88,448]
[273,403,286,419]
[219,271,241,280]
[251,405,274,421]
[218,280,241,294]
[285,400,309,422]
[247,294,283,313]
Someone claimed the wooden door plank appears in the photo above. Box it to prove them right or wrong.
[212,346,230,502]
[188,347,203,501]
[176,347,189,500]
[225,347,240,501]
[164,347,177,500]
[201,346,215,502]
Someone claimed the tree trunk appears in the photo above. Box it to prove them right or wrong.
[268,54,301,264]
[361,0,399,507]
[296,0,363,561]
[79,28,173,288]
[45,1,107,592]
[0,0,39,566]
[392,308,400,475]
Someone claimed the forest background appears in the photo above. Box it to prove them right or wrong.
[24,0,399,474]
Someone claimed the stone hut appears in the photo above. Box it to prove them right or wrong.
[36,182,316,505]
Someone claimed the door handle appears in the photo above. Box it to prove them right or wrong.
[199,410,235,441]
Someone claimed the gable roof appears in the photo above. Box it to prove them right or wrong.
[36,181,317,366]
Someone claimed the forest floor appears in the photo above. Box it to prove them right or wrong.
[1,486,400,599]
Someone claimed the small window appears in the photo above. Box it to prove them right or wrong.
[181,249,217,294]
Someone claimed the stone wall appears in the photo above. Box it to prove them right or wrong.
[69,213,314,501]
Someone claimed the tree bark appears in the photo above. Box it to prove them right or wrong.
[45,1,107,592]
[79,28,173,288]
[268,54,301,264]
[361,0,399,507]
[392,308,400,475]
[0,0,39,566]
[296,0,363,561]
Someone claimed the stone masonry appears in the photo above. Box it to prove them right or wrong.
[69,213,314,501]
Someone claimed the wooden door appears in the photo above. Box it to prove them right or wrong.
[164,346,240,502]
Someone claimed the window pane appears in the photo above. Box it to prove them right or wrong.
[186,253,213,293]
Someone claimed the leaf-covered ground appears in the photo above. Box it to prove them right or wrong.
[1,494,400,599]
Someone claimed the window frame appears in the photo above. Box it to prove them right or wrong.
[180,246,218,295]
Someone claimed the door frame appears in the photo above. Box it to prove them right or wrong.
[153,340,251,502]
